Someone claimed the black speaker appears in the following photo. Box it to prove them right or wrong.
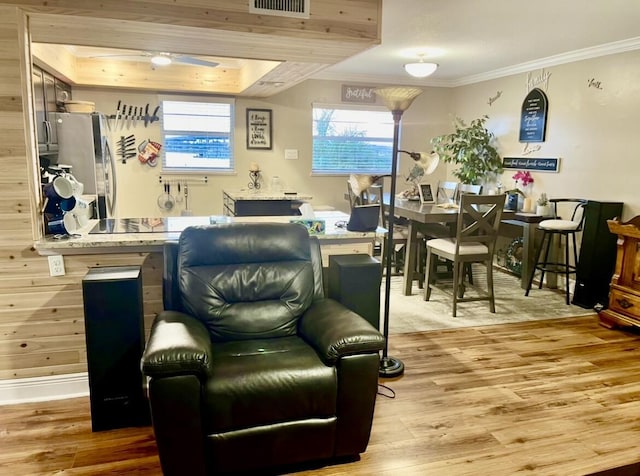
[82,266,149,431]
[328,254,382,330]
[572,200,623,309]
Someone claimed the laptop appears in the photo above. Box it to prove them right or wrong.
[347,204,380,232]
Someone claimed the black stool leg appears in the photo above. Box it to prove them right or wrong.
[563,232,571,305]
[538,231,554,289]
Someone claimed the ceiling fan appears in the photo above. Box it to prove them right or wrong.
[89,51,220,68]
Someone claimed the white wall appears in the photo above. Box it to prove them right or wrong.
[74,48,640,220]
[449,49,640,220]
[73,81,453,217]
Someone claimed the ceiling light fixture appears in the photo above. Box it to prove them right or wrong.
[403,56,438,78]
[151,53,172,66]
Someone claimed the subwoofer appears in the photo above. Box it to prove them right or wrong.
[82,266,149,431]
[328,254,382,330]
[572,200,623,309]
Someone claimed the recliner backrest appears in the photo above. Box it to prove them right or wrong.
[173,223,317,342]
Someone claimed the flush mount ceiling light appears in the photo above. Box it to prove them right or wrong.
[403,56,438,78]
[151,53,172,66]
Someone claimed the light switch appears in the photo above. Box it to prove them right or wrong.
[284,149,298,160]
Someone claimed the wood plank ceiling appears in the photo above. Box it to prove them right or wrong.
[22,1,382,97]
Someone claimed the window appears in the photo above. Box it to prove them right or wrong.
[160,97,235,173]
[312,105,394,175]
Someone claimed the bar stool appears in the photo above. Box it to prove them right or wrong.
[525,198,587,304]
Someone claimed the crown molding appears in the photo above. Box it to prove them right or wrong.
[312,36,640,88]
[311,70,451,88]
[450,36,640,87]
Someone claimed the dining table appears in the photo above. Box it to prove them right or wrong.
[388,197,550,295]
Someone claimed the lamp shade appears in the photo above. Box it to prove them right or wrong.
[348,174,374,197]
[415,151,440,175]
[375,87,423,113]
[404,61,438,78]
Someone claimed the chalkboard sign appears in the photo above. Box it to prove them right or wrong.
[519,88,548,142]
[246,108,272,149]
[503,157,560,172]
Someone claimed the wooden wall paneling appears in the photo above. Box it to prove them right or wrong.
[74,58,243,94]
[0,0,380,387]
[9,1,381,41]
[30,41,78,84]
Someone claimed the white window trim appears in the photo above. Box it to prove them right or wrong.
[159,94,236,174]
[311,102,395,176]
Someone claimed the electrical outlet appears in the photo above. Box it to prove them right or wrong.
[48,255,66,276]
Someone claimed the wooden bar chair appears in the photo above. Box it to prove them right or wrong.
[423,193,506,317]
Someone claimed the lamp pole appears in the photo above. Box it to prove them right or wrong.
[379,109,405,377]
[375,87,423,378]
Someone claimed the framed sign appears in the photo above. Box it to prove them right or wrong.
[341,84,377,104]
[418,183,435,204]
[503,157,560,172]
[246,108,272,149]
[519,88,549,142]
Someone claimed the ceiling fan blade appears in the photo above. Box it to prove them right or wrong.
[173,55,219,68]
[90,53,147,58]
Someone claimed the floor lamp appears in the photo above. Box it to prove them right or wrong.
[375,87,425,378]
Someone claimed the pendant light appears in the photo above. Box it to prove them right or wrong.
[404,55,438,78]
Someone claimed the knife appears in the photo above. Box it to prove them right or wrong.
[113,100,122,131]
[120,103,127,130]
[143,104,150,127]
[127,105,133,129]
[133,106,138,128]
[150,105,160,123]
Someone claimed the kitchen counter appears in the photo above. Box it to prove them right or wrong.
[222,189,313,216]
[35,211,384,257]
[223,190,313,201]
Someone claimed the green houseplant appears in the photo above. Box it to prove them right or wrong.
[431,115,503,185]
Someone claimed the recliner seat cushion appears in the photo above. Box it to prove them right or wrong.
[203,336,337,434]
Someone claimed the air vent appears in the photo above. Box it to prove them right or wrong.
[250,0,310,19]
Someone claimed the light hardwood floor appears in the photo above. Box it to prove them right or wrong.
[1,315,639,476]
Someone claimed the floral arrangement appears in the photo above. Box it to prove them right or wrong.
[512,170,534,188]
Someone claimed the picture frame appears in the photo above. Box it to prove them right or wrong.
[246,108,272,149]
[418,183,435,204]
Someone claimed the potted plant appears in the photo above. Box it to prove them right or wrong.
[431,115,503,185]
[536,193,550,216]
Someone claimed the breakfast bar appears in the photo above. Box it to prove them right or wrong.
[34,211,384,264]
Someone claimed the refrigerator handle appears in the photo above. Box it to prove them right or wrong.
[44,120,52,144]
[105,140,117,216]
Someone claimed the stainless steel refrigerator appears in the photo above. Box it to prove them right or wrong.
[55,112,116,218]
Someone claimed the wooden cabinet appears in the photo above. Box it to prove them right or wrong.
[32,66,72,155]
[599,216,640,329]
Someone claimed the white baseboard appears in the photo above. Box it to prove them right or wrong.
[0,373,89,405]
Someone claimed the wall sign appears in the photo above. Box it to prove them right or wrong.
[503,157,560,172]
[341,84,377,103]
[246,108,272,149]
[519,88,549,142]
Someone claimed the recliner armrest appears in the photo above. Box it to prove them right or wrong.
[299,298,385,364]
[142,310,213,379]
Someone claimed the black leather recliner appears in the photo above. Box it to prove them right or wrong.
[142,223,385,475]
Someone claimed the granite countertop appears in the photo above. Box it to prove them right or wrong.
[223,189,313,201]
[35,211,385,256]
